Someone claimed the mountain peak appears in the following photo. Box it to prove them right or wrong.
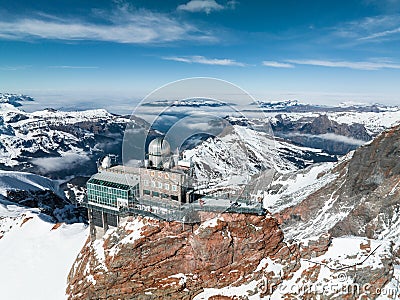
[0,93,34,107]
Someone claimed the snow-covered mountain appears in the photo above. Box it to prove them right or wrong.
[0,93,34,107]
[276,124,400,243]
[183,125,336,193]
[228,102,400,155]
[257,99,399,114]
[264,102,400,136]
[0,170,59,197]
[0,99,146,179]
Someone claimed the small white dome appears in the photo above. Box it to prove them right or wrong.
[148,137,171,156]
[101,156,111,169]
[148,137,171,169]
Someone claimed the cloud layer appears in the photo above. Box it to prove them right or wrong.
[31,153,90,173]
[0,4,215,44]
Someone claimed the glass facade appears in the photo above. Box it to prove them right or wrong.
[87,178,136,208]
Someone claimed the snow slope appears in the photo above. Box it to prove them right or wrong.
[265,161,339,213]
[183,125,335,192]
[0,170,88,299]
[0,170,60,196]
[0,201,88,300]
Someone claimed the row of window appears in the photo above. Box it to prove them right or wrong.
[88,194,117,207]
[143,180,178,191]
[88,184,128,197]
[143,169,178,180]
[87,183,132,207]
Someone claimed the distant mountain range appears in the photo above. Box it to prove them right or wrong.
[0,93,399,179]
[255,99,398,113]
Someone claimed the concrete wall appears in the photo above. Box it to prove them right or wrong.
[139,168,187,203]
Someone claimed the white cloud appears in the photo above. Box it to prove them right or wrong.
[162,55,245,66]
[334,15,400,42]
[359,27,400,40]
[31,153,90,173]
[286,59,400,70]
[287,133,366,146]
[0,5,215,44]
[262,61,294,68]
[177,0,225,14]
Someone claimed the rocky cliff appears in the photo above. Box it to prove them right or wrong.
[272,114,372,155]
[278,124,400,243]
[67,213,298,299]
[67,211,396,299]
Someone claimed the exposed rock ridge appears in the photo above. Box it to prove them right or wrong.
[67,213,301,299]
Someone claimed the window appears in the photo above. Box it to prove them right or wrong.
[143,190,150,195]
[152,191,159,197]
[164,183,170,190]
[151,181,156,187]
[158,182,163,189]
[144,180,149,186]
[172,185,177,192]
[150,171,155,177]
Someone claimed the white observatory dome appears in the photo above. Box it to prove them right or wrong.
[148,137,171,156]
[101,155,111,169]
[148,137,171,169]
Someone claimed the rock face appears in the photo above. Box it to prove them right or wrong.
[67,213,300,299]
[5,189,87,223]
[278,124,400,242]
[67,212,396,300]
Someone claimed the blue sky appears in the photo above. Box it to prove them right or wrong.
[1,0,400,111]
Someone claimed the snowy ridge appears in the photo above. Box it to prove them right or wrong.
[265,162,339,213]
[0,103,133,172]
[0,170,60,196]
[266,108,400,136]
[328,110,400,135]
[0,93,34,107]
[183,125,335,191]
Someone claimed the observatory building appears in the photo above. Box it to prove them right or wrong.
[147,137,171,169]
[83,136,265,239]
